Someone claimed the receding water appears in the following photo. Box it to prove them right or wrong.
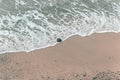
[0,0,120,54]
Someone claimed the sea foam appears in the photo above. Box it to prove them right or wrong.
[0,0,120,54]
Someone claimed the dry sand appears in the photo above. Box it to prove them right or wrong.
[0,33,120,80]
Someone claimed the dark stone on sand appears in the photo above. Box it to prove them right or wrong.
[57,38,62,42]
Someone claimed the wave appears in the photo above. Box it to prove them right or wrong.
[0,0,120,54]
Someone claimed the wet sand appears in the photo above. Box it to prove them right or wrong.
[0,33,120,80]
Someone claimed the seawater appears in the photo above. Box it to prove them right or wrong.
[0,0,120,54]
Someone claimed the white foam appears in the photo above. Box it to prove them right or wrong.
[0,0,120,54]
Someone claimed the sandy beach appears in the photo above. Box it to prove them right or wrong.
[0,33,120,80]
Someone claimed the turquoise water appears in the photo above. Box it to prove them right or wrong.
[0,0,120,54]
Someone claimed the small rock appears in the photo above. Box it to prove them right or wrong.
[57,38,62,42]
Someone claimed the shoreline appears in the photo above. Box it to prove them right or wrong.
[1,32,120,54]
[0,32,120,79]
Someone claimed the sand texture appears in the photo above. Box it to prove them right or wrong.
[0,33,120,80]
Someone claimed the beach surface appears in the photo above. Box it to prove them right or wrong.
[0,33,120,80]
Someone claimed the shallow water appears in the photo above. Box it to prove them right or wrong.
[0,0,120,54]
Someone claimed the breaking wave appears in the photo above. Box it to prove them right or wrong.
[0,0,120,54]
